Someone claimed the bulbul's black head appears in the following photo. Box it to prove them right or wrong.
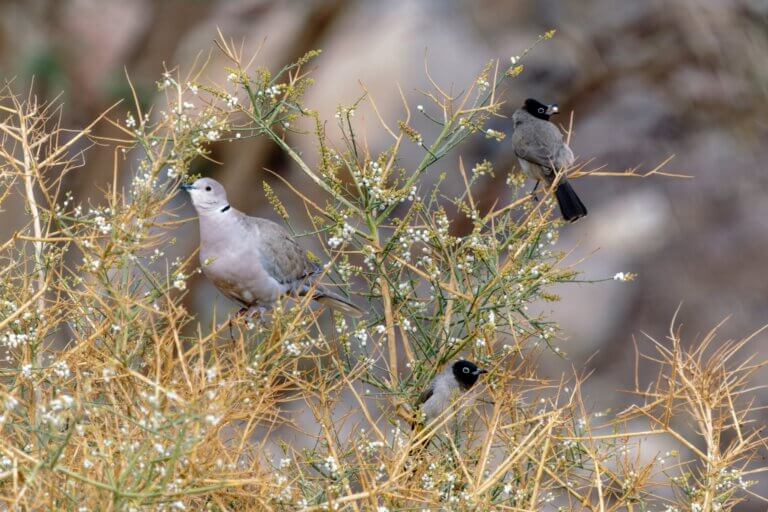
[452,360,488,390]
[523,98,559,121]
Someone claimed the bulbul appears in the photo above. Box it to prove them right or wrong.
[510,98,587,222]
[416,360,488,425]
[181,177,363,318]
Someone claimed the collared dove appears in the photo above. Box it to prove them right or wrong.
[181,177,363,318]
[510,98,587,222]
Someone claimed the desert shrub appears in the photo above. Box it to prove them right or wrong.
[0,32,764,511]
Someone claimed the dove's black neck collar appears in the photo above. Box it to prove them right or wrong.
[220,204,231,213]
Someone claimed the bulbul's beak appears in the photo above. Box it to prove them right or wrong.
[546,104,560,116]
[179,183,196,191]
[473,369,488,376]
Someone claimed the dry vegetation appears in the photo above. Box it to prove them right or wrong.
[0,33,765,511]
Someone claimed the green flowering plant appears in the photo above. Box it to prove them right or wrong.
[0,30,763,511]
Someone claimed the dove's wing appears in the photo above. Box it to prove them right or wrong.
[250,218,319,285]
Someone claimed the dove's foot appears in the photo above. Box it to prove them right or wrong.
[247,306,269,323]
[228,307,250,340]
[228,306,270,338]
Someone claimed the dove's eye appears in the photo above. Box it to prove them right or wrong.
[462,367,470,374]
[205,186,212,191]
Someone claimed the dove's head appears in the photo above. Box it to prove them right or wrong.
[180,177,230,215]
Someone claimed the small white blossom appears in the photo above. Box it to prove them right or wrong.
[173,274,187,291]
[52,360,71,379]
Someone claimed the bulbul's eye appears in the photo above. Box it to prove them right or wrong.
[538,107,545,113]
[205,186,212,191]
[462,367,470,373]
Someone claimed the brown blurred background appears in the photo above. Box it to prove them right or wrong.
[2,0,767,487]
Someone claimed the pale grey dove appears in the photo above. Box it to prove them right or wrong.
[181,177,363,318]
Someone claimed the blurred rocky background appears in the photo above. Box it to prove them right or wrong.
[1,0,767,503]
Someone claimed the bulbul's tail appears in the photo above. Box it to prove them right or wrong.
[554,180,587,222]
[313,289,364,318]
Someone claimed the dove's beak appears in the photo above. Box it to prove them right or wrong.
[179,183,196,191]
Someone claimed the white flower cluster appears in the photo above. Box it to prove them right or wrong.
[613,272,631,281]
[471,160,492,176]
[421,474,435,491]
[201,115,221,141]
[354,328,368,347]
[258,84,285,100]
[173,273,187,291]
[323,455,340,477]
[327,222,355,249]
[395,227,430,263]
[52,360,71,379]
[79,206,114,236]
[1,331,32,348]
[82,256,101,272]
[485,310,496,328]
[401,318,416,333]
[353,161,418,212]
[131,165,158,193]
[284,340,301,357]
[715,468,751,492]
[359,245,377,271]
[503,484,528,504]
[93,214,112,235]
[358,438,384,456]
[40,394,74,429]
[334,107,355,119]
[435,211,450,239]
[456,254,475,274]
[358,161,385,197]
[4,395,18,411]
[157,71,176,90]
[484,128,505,141]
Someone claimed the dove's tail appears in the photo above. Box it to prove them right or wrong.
[313,289,364,318]
[554,180,588,222]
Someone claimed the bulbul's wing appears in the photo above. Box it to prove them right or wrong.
[410,384,435,430]
[512,119,574,172]
[250,217,319,285]
[417,386,434,406]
